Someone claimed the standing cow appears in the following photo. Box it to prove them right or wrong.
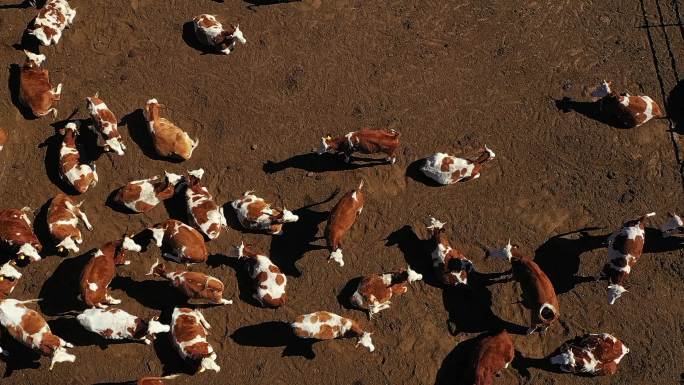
[316,128,401,164]
[468,330,515,385]
[27,0,76,46]
[144,99,198,160]
[148,260,232,305]
[427,217,474,285]
[291,311,375,351]
[77,307,170,345]
[0,262,22,300]
[325,180,364,266]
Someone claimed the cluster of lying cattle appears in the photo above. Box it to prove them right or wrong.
[0,1,681,385]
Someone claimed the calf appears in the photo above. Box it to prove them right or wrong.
[47,193,92,253]
[79,236,141,308]
[601,212,655,304]
[427,217,474,285]
[291,311,374,351]
[148,219,208,264]
[0,208,42,261]
[27,0,76,46]
[325,180,364,266]
[550,333,629,376]
[59,122,98,194]
[193,14,246,55]
[148,260,231,305]
[591,80,662,128]
[489,242,560,334]
[421,146,496,185]
[137,376,180,385]
[661,212,683,237]
[171,307,220,373]
[113,172,182,213]
[316,128,401,164]
[235,243,287,307]
[0,128,7,152]
[350,267,422,318]
[0,298,75,369]
[86,94,126,156]
[77,307,170,344]
[0,262,22,300]
[469,330,515,385]
[19,51,61,118]
[231,192,299,235]
[144,99,198,160]
[185,169,226,240]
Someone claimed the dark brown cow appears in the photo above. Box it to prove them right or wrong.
[469,330,515,385]
[316,128,401,164]
[0,208,42,261]
[427,217,474,285]
[19,51,61,118]
[325,180,365,266]
[550,333,629,376]
[148,260,231,305]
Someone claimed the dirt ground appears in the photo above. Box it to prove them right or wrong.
[0,0,683,384]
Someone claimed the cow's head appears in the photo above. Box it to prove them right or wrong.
[607,284,627,305]
[591,80,613,100]
[145,316,170,344]
[231,25,247,44]
[0,262,21,280]
[23,50,45,67]
[164,171,183,187]
[105,138,126,156]
[316,136,334,155]
[487,240,514,262]
[18,243,41,261]
[661,212,683,237]
[60,122,80,136]
[85,94,99,114]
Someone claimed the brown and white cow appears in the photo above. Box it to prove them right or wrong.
[144,99,199,161]
[19,51,61,118]
[79,236,141,308]
[86,94,126,156]
[350,267,422,318]
[192,14,246,55]
[0,262,22,300]
[47,193,92,253]
[550,333,629,376]
[171,307,220,373]
[234,243,287,308]
[0,298,75,369]
[113,172,183,213]
[421,147,496,185]
[148,219,208,264]
[27,0,76,46]
[427,217,475,286]
[661,212,683,237]
[0,207,42,261]
[148,260,232,305]
[137,375,180,385]
[231,192,299,235]
[0,128,7,152]
[591,81,663,128]
[316,128,401,164]
[489,242,560,334]
[601,212,655,305]
[291,311,374,351]
[185,169,226,240]
[469,330,515,385]
[59,122,98,194]
[325,180,364,266]
[77,307,170,345]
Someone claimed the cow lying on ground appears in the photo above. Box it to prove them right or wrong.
[234,243,287,307]
[148,219,208,264]
[427,217,474,285]
[148,260,232,305]
[0,207,42,261]
[171,307,220,373]
[27,0,76,46]
[86,94,126,155]
[291,311,374,351]
[19,51,61,118]
[316,128,401,164]
[77,307,169,344]
[350,267,422,318]
[591,80,662,128]
[59,122,98,194]
[47,193,92,253]
[661,212,683,237]
[325,180,364,266]
[0,128,7,152]
[550,333,629,376]
[421,146,496,185]
[185,169,226,240]
[231,192,299,235]
[136,375,180,385]
[144,99,198,160]
[468,330,515,385]
[193,14,246,55]
[113,172,182,213]
[0,262,22,300]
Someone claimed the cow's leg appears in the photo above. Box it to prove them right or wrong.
[76,203,93,230]
[52,83,63,98]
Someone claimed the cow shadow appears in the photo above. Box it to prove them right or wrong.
[533,228,607,295]
[47,317,112,349]
[38,251,94,316]
[644,227,684,253]
[110,276,186,311]
[0,1,35,9]
[510,347,566,379]
[0,331,41,377]
[8,64,35,120]
[667,80,684,134]
[38,133,75,195]
[244,0,301,9]
[405,158,443,187]
[385,225,440,287]
[269,206,329,277]
[181,22,215,55]
[230,321,316,359]
[161,187,188,223]
[32,198,61,257]
[154,324,197,376]
[105,187,137,214]
[206,254,262,308]
[554,97,627,128]
[263,153,385,174]
[434,332,491,385]
[337,276,363,309]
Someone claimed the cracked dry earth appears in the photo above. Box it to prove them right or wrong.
[0,1,683,385]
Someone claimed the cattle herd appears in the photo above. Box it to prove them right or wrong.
[0,1,682,385]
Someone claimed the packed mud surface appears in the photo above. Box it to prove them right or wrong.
[0,1,682,384]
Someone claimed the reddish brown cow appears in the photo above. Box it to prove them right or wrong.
[137,375,180,385]
[550,333,629,376]
[171,307,220,373]
[0,207,42,261]
[469,330,515,385]
[148,219,208,264]
[0,128,7,152]
[325,180,365,266]
[316,128,401,163]
[148,260,231,305]
[427,217,475,285]
[19,51,61,118]
[79,236,141,308]
[0,262,22,300]
[489,242,560,334]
